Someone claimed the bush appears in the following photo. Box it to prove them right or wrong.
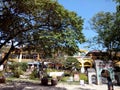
[61,76,69,82]
[8,62,24,78]
[29,69,38,79]
[64,71,71,76]
[13,67,23,78]
[8,62,28,72]
[19,62,28,71]
[79,73,88,82]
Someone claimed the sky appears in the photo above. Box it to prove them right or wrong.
[57,0,116,51]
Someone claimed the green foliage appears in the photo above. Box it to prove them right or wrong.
[79,73,88,82]
[8,62,27,72]
[8,62,26,78]
[90,4,120,59]
[8,62,19,71]
[29,69,38,79]
[0,0,84,65]
[64,71,71,77]
[13,67,23,78]
[63,57,80,71]
[61,76,69,82]
[90,0,120,53]
[91,12,115,49]
[19,62,28,71]
[18,0,85,56]
[0,0,36,65]
[0,71,3,77]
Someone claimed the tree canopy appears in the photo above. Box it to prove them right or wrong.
[90,0,120,60]
[0,0,85,65]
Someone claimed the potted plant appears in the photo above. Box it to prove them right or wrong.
[0,71,5,83]
[51,74,58,86]
[41,71,49,86]
[41,76,49,85]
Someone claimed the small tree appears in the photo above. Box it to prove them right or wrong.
[63,57,80,72]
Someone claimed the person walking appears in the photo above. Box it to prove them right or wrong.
[107,76,114,90]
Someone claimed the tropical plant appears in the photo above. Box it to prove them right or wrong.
[29,69,38,79]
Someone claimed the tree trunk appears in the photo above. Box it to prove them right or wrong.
[0,42,14,65]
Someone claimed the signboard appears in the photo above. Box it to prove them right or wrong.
[74,74,80,81]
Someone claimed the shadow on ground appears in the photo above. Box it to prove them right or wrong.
[77,87,96,90]
[0,81,67,90]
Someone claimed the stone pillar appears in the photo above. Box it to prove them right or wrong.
[87,68,96,84]
[95,60,103,85]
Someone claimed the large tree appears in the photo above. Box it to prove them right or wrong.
[90,0,120,60]
[0,0,36,65]
[91,12,115,50]
[24,0,85,57]
[0,0,85,65]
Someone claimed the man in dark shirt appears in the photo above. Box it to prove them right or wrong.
[107,76,114,90]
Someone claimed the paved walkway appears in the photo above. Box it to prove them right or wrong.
[0,82,120,90]
[57,83,120,90]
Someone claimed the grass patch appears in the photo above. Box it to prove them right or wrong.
[6,77,40,84]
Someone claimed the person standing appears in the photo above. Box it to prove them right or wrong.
[107,76,114,90]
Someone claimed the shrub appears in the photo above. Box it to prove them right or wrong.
[29,69,38,79]
[79,73,88,82]
[7,62,24,78]
[64,71,71,76]
[13,67,23,78]
[8,62,28,72]
[61,76,69,82]
[19,62,28,71]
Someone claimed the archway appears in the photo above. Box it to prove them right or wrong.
[94,60,115,85]
[84,62,92,67]
[84,62,92,71]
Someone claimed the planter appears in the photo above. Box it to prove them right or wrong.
[0,76,5,83]
[41,77,48,85]
[51,78,58,86]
